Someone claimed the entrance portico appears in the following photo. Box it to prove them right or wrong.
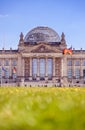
[23,54,62,83]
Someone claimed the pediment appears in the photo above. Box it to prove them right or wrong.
[31,44,62,53]
[20,43,62,53]
[31,45,54,53]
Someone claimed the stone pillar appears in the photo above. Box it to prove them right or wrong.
[17,54,25,84]
[53,57,55,80]
[73,59,75,77]
[80,58,83,78]
[22,58,24,78]
[37,58,40,80]
[10,58,12,77]
[62,56,68,86]
[61,58,63,77]
[29,57,32,80]
[21,58,25,84]
[20,78,25,87]
[63,56,67,77]
[17,54,22,77]
[45,57,48,80]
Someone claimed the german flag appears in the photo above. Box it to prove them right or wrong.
[13,67,16,74]
[63,47,72,55]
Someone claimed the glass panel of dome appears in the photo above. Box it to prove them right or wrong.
[24,26,60,43]
[40,58,45,80]
[48,58,53,80]
[32,58,37,80]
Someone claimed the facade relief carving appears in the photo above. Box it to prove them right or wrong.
[31,45,56,53]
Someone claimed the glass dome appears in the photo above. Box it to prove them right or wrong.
[24,26,60,43]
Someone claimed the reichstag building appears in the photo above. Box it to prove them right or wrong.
[0,26,85,87]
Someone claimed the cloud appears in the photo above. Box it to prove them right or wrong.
[0,14,9,18]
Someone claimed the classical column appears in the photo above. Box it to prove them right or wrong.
[63,56,67,77]
[10,58,12,77]
[61,58,63,77]
[53,57,55,80]
[45,57,48,80]
[37,58,40,80]
[22,58,24,78]
[62,55,68,86]
[17,54,22,77]
[29,57,32,80]
[20,58,25,86]
[80,58,83,78]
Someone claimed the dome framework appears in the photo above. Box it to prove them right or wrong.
[24,26,60,43]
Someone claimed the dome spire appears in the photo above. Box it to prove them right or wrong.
[61,32,66,43]
[19,32,24,46]
[60,32,67,49]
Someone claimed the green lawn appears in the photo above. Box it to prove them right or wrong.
[0,87,85,130]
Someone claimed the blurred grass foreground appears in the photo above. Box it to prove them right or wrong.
[0,87,85,130]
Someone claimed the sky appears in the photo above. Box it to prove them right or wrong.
[0,0,85,50]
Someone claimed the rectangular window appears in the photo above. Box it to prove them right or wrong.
[40,58,45,80]
[83,69,85,78]
[82,61,85,66]
[75,60,80,66]
[67,60,72,66]
[13,73,17,79]
[12,67,17,79]
[5,68,9,78]
[4,60,9,66]
[67,69,72,78]
[32,58,37,80]
[48,58,53,80]
[75,68,80,79]
[12,60,17,66]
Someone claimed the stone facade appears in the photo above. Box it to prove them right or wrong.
[0,26,85,87]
